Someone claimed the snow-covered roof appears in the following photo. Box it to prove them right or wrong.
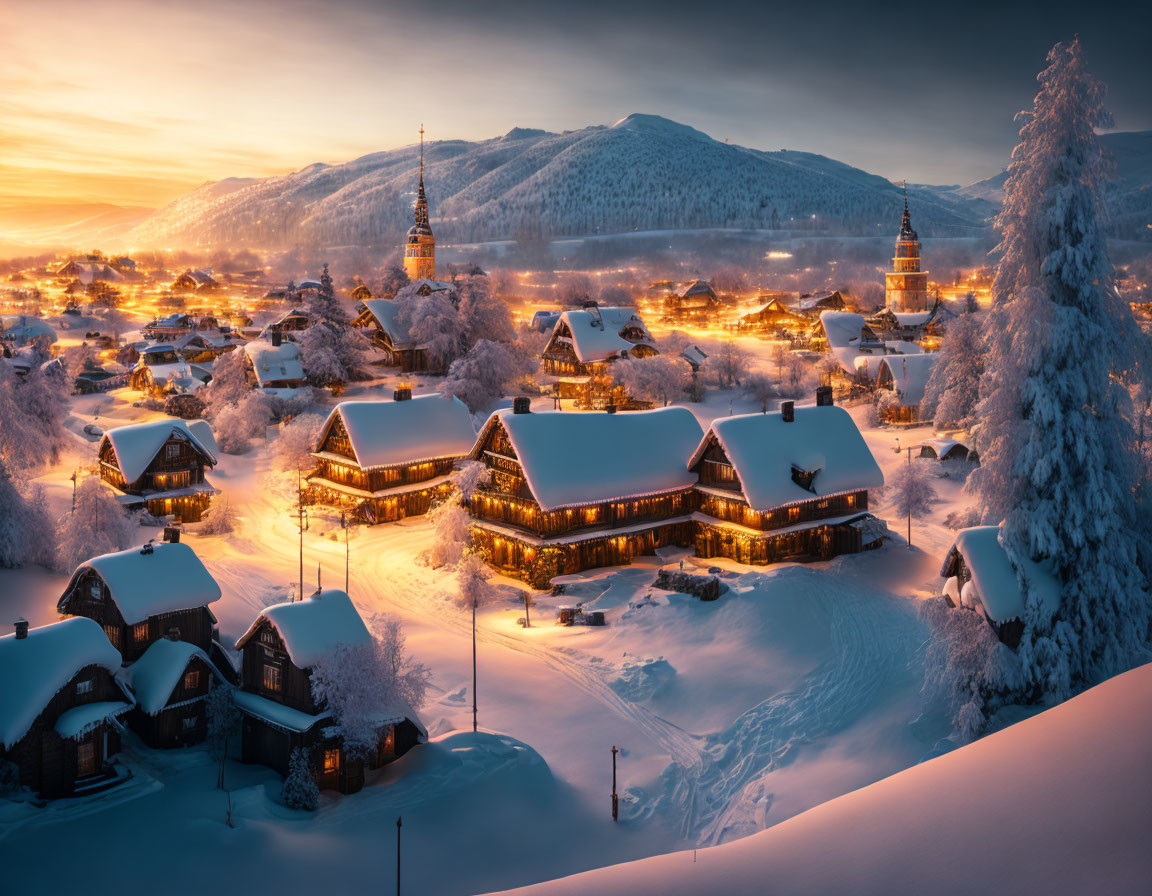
[0,617,123,749]
[186,419,219,456]
[360,299,410,347]
[317,395,476,470]
[235,589,371,669]
[680,345,708,369]
[819,311,867,349]
[691,406,884,511]
[54,700,132,740]
[553,307,654,363]
[122,638,214,715]
[878,353,939,407]
[101,418,217,483]
[946,526,1061,623]
[0,316,57,345]
[892,311,933,327]
[472,407,703,511]
[852,354,889,383]
[60,542,222,626]
[232,688,328,733]
[243,339,306,386]
[921,438,969,459]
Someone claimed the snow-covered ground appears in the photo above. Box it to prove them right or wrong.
[489,662,1152,896]
[2,370,997,894]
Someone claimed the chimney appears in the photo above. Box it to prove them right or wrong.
[512,396,531,415]
[393,386,412,402]
[14,618,29,640]
[140,541,155,555]
[166,627,181,641]
[270,326,282,347]
[781,401,795,423]
[605,403,617,414]
[816,385,834,407]
[163,526,181,544]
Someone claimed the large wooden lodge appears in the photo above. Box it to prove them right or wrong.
[308,390,476,523]
[467,393,887,586]
[233,589,425,794]
[97,419,219,522]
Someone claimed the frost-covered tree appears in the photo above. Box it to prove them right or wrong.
[888,459,937,548]
[969,38,1150,698]
[456,275,514,347]
[741,372,779,412]
[612,355,687,407]
[310,622,430,757]
[200,349,251,418]
[198,494,240,535]
[921,312,984,430]
[439,340,534,412]
[451,460,491,503]
[427,499,471,568]
[213,391,275,454]
[297,264,372,388]
[205,681,240,759]
[56,475,136,572]
[378,263,409,300]
[457,551,500,732]
[0,460,53,568]
[707,340,749,387]
[0,362,70,474]
[396,291,463,374]
[273,413,324,472]
[780,353,814,398]
[281,747,319,811]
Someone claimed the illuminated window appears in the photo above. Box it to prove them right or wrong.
[133,622,149,642]
[846,494,856,507]
[184,670,200,690]
[323,748,340,773]
[103,624,120,648]
[788,507,800,521]
[263,665,282,691]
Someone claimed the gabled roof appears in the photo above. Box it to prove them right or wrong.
[0,617,123,749]
[359,299,410,347]
[60,542,222,626]
[471,407,703,511]
[944,526,1061,624]
[235,589,371,669]
[316,395,476,470]
[690,406,884,512]
[551,307,654,364]
[878,353,939,407]
[121,638,215,714]
[101,418,218,482]
[243,339,306,386]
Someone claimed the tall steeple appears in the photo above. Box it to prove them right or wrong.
[885,181,929,312]
[403,124,436,281]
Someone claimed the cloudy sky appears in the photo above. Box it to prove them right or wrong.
[2,0,1148,209]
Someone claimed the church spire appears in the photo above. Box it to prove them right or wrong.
[413,124,430,232]
[403,124,436,281]
[899,180,915,240]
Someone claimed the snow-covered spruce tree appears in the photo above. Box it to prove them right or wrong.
[921,312,985,431]
[439,340,534,413]
[56,475,136,572]
[969,38,1150,698]
[281,747,319,811]
[0,459,53,568]
[297,264,372,389]
[205,680,240,758]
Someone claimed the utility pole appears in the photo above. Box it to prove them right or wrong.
[70,470,77,512]
[472,593,478,733]
[396,815,402,896]
[611,745,619,821]
[296,466,308,600]
[341,510,349,594]
[523,591,531,628]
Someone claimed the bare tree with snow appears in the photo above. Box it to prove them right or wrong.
[887,459,936,549]
[741,372,779,412]
[56,475,136,572]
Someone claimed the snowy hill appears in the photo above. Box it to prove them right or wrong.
[127,114,991,250]
[491,663,1152,896]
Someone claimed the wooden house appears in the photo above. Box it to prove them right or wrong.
[262,308,310,339]
[174,332,235,364]
[352,299,425,371]
[58,539,223,662]
[663,280,719,323]
[171,269,219,293]
[142,314,195,340]
[350,283,373,301]
[689,396,886,565]
[468,402,703,588]
[539,305,658,406]
[0,618,133,797]
[737,298,809,336]
[308,391,477,523]
[233,590,425,794]
[120,634,220,748]
[96,419,219,521]
[940,526,1060,648]
[129,344,211,397]
[242,335,308,395]
[796,290,848,315]
[875,354,939,424]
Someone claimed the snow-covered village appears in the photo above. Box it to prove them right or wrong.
[2,2,1151,893]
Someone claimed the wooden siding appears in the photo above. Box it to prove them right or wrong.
[126,654,214,749]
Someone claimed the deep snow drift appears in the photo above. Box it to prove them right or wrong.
[490,662,1152,896]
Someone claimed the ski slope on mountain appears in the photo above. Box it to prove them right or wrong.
[492,662,1152,896]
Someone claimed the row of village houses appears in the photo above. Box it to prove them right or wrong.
[0,537,424,799]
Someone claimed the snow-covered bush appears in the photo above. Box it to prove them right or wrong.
[944,506,982,530]
[198,494,239,536]
[56,475,136,572]
[281,747,319,811]
[427,499,471,568]
[0,461,53,568]
[451,461,491,503]
[214,392,274,454]
[164,393,206,420]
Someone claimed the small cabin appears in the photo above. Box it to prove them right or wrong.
[538,306,658,405]
[940,526,1061,648]
[663,280,720,322]
[468,403,703,588]
[919,439,974,463]
[352,299,426,372]
[797,291,848,315]
[308,391,477,524]
[97,419,219,521]
[242,337,308,395]
[263,308,310,337]
[0,618,133,798]
[689,396,886,564]
[58,540,223,662]
[876,354,939,424]
[129,344,210,397]
[120,634,220,748]
[233,590,425,794]
[350,283,373,301]
[142,314,195,340]
[737,298,808,335]
[171,269,218,293]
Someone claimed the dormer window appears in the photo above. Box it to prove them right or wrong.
[791,465,819,493]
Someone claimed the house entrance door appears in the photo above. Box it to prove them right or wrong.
[77,739,96,777]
